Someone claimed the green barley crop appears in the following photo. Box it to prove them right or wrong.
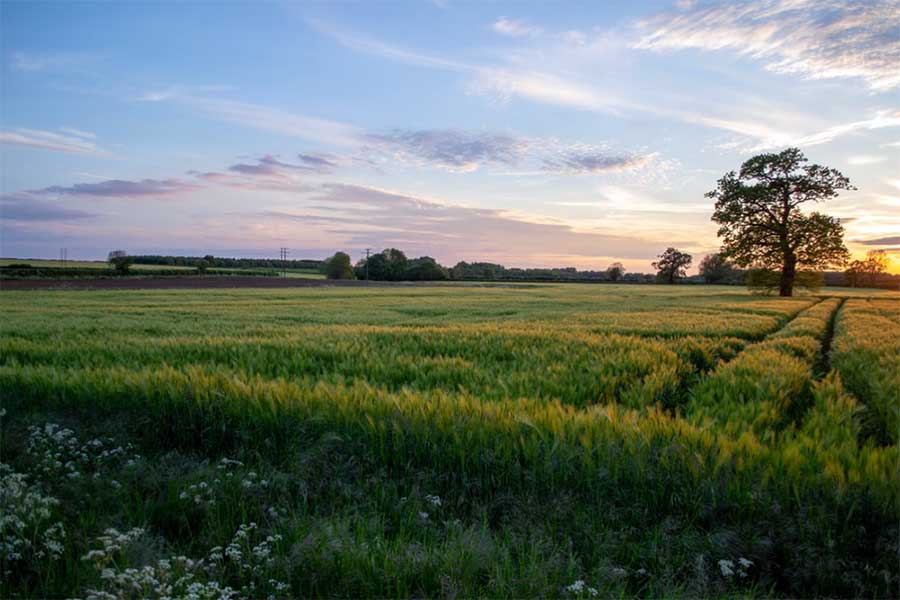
[0,284,897,598]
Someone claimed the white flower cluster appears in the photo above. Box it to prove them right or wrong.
[565,579,599,597]
[83,523,288,600]
[180,481,216,507]
[178,460,273,515]
[0,463,66,573]
[718,557,753,578]
[85,545,238,600]
[210,522,283,576]
[241,471,270,491]
[26,423,140,481]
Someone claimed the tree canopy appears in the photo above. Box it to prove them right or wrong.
[107,250,133,274]
[652,248,692,284]
[845,250,888,288]
[707,148,851,296]
[323,252,355,279]
[606,262,625,282]
[699,253,738,284]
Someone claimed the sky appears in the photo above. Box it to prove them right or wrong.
[1,0,899,273]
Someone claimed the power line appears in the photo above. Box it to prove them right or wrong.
[279,247,289,277]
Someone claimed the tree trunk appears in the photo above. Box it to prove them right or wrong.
[780,254,796,297]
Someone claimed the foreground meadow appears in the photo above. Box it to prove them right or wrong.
[1,284,897,598]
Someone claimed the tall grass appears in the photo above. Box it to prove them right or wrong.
[1,286,896,597]
[831,298,900,445]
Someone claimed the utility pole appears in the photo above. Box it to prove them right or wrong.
[60,247,68,270]
[364,248,371,284]
[279,247,289,277]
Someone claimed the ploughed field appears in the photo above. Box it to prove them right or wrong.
[1,284,898,598]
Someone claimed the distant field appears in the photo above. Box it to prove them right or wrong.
[0,257,193,270]
[1,284,897,598]
[0,258,325,278]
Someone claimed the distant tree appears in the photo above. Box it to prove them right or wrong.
[606,262,625,282]
[449,261,507,280]
[652,248,692,284]
[355,248,408,281]
[196,259,210,274]
[844,250,888,288]
[707,148,851,297]
[107,250,133,274]
[699,253,736,284]
[323,251,355,279]
[406,256,449,281]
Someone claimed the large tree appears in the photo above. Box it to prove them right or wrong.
[707,148,851,296]
[652,248,692,284]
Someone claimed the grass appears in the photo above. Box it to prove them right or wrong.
[0,284,897,598]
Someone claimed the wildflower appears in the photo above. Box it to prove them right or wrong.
[425,494,442,507]
[718,559,735,577]
[1,464,66,571]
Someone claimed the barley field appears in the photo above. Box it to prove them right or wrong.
[1,284,897,598]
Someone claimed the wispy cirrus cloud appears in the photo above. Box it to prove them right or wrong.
[58,127,96,140]
[634,0,900,91]
[365,129,526,172]
[227,153,341,177]
[304,17,838,149]
[305,18,468,71]
[542,151,656,175]
[38,178,201,198]
[467,68,624,114]
[0,196,96,221]
[491,17,543,38]
[306,10,898,154]
[362,128,658,175]
[715,109,900,152]
[141,91,361,146]
[0,127,109,156]
[9,50,99,72]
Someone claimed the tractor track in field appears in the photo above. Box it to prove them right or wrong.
[673,297,834,409]
[815,297,846,378]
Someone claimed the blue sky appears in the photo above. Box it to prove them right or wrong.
[2,0,898,272]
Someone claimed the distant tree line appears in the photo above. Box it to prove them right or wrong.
[316,249,658,283]
[115,227,895,290]
[130,254,323,270]
[448,261,655,282]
